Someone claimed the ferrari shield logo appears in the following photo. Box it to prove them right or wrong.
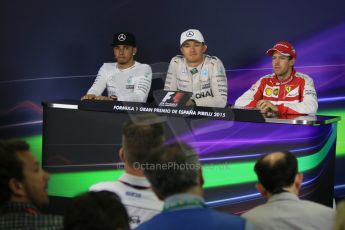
[273,88,279,96]
[286,86,291,93]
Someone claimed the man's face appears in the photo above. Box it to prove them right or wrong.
[180,40,207,65]
[17,151,49,207]
[272,52,295,78]
[113,45,137,65]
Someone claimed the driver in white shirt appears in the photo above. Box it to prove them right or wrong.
[81,32,152,102]
[164,29,228,108]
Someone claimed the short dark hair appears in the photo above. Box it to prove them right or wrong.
[0,139,29,205]
[144,142,200,199]
[64,191,130,230]
[254,151,298,194]
[122,114,164,166]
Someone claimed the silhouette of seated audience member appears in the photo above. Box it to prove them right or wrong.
[136,142,253,230]
[242,151,335,230]
[81,32,152,103]
[64,191,129,230]
[90,114,164,228]
[0,139,63,230]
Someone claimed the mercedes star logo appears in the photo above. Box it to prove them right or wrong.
[186,31,194,37]
[118,34,126,41]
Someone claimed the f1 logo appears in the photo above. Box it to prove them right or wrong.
[161,92,175,102]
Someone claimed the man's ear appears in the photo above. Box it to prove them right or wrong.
[289,58,296,67]
[9,178,26,197]
[133,47,138,56]
[180,46,185,56]
[255,183,268,197]
[295,173,303,190]
[118,147,126,163]
[202,44,208,53]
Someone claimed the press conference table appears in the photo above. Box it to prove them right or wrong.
[42,99,340,213]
